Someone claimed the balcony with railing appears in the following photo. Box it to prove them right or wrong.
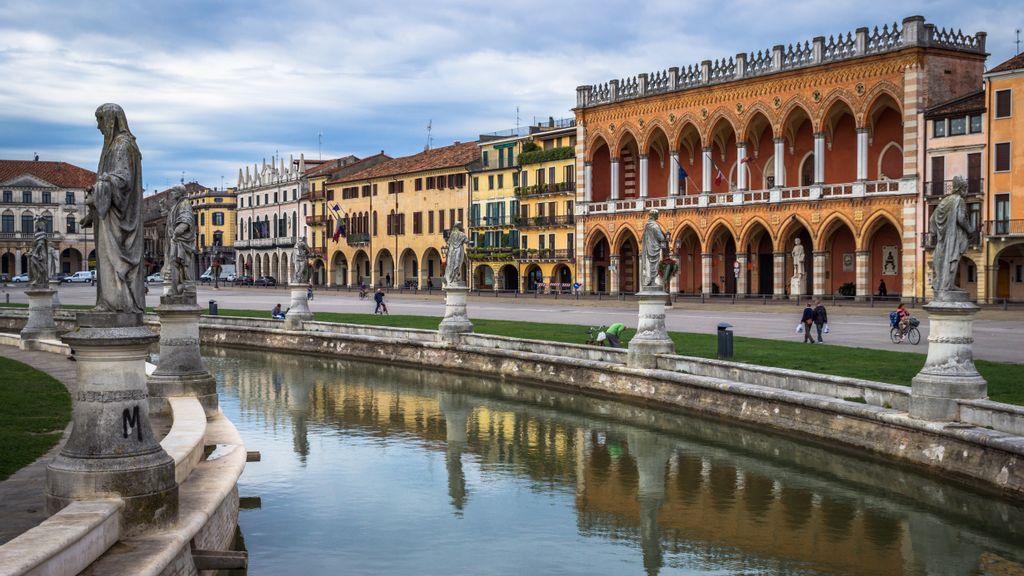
[515,248,575,262]
[346,233,370,247]
[921,229,982,249]
[987,220,1024,237]
[276,236,297,248]
[515,181,576,197]
[925,178,983,198]
[0,231,63,241]
[305,214,331,226]
[470,216,516,230]
[516,214,575,228]
[467,247,518,261]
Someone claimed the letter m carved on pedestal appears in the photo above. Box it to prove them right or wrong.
[122,405,142,441]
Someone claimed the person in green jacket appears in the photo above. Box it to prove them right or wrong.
[605,322,626,348]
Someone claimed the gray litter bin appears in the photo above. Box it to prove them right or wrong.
[209,300,218,316]
[717,322,733,360]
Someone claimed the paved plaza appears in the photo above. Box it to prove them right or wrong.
[5,283,1022,363]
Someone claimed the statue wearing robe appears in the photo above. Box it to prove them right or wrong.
[28,217,49,288]
[293,237,311,285]
[444,222,469,287]
[640,210,667,290]
[82,103,145,313]
[164,185,196,296]
[48,245,60,278]
[792,238,806,279]
[929,177,974,296]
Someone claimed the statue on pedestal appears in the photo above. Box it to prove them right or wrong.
[48,244,60,278]
[293,237,311,285]
[640,210,667,290]
[162,185,196,296]
[81,103,145,314]
[444,222,468,287]
[28,216,49,288]
[791,238,806,279]
[929,176,974,298]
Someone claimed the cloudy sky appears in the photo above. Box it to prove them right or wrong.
[1,0,1020,191]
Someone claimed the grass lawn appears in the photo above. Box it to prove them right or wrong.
[0,357,71,481]
[216,308,1022,406]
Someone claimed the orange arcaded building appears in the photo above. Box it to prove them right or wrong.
[573,16,986,300]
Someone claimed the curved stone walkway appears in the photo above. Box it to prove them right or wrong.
[0,346,74,545]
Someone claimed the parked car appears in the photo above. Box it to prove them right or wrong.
[233,275,253,285]
[11,273,29,283]
[0,273,10,283]
[254,276,276,287]
[52,272,71,283]
[225,272,239,283]
[146,272,163,283]
[66,270,96,283]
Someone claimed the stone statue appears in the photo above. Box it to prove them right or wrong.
[929,176,974,296]
[293,236,311,284]
[163,185,196,296]
[82,103,145,314]
[640,210,667,290]
[791,238,805,279]
[443,221,469,287]
[28,216,49,288]
[48,245,60,278]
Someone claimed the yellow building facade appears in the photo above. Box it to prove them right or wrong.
[325,141,479,288]
[469,133,521,290]
[188,182,237,272]
[984,52,1024,301]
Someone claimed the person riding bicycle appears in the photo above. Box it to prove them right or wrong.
[604,322,626,348]
[894,302,910,342]
[359,282,368,300]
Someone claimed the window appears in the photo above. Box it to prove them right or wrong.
[429,211,434,234]
[521,171,528,187]
[506,147,513,167]
[548,167,556,185]
[933,119,946,137]
[413,212,422,234]
[66,215,76,234]
[1,213,13,232]
[372,184,378,196]
[536,169,545,186]
[438,210,445,232]
[488,175,494,190]
[200,213,206,226]
[2,191,10,203]
[213,231,223,246]
[200,234,205,249]
[41,191,51,204]
[995,89,1012,119]
[497,174,504,188]
[41,215,52,233]
[969,114,982,133]
[498,149,505,169]
[949,117,966,136]
[995,194,1010,234]
[426,176,435,189]
[274,192,278,203]
[21,214,33,232]
[65,191,75,204]
[995,142,1011,172]
[22,191,31,203]
[415,178,423,191]
[564,165,574,184]
[458,208,463,224]
[483,151,489,167]
[472,176,479,191]
[512,172,519,187]
[213,212,224,226]
[539,235,546,250]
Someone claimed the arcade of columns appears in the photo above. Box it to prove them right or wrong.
[573,22,985,300]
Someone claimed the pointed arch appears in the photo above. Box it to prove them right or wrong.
[585,132,612,163]
[779,98,814,150]
[858,209,901,251]
[816,89,857,133]
[701,107,739,149]
[639,119,671,152]
[738,216,775,251]
[703,218,737,253]
[586,225,612,253]
[859,82,903,129]
[612,225,640,255]
[776,213,814,251]
[610,124,642,159]
[739,101,777,143]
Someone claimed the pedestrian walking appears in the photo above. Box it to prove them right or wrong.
[812,299,829,343]
[307,284,314,300]
[878,279,887,297]
[374,288,388,315]
[800,300,815,343]
[385,273,391,287]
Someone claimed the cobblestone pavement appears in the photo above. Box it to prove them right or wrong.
[5,283,1022,363]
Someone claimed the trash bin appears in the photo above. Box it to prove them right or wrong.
[208,300,218,316]
[717,322,733,360]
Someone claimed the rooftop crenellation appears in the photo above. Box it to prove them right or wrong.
[576,16,987,109]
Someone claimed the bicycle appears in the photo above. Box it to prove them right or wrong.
[586,325,608,346]
[889,317,921,345]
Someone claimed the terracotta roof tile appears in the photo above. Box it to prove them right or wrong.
[988,52,1024,75]
[330,142,479,185]
[304,155,361,178]
[925,90,985,117]
[0,160,96,188]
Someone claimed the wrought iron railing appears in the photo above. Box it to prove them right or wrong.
[346,233,370,246]
[925,178,983,197]
[987,220,1024,237]
[516,215,575,228]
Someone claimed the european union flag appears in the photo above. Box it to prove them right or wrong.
[678,167,688,180]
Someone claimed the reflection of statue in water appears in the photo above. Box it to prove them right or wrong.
[162,185,196,296]
[82,103,145,313]
[791,238,805,279]
[929,176,974,297]
[28,216,49,288]
[640,210,667,290]
[293,237,311,285]
[443,221,469,287]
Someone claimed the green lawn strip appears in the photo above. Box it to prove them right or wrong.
[0,357,71,480]
[217,308,1020,406]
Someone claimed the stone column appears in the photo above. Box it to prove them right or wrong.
[669,152,680,195]
[438,284,473,342]
[812,251,827,296]
[910,291,987,421]
[50,280,62,310]
[584,162,593,202]
[610,159,620,201]
[701,147,712,193]
[736,143,748,190]
[284,285,313,330]
[638,154,649,198]
[773,252,787,298]
[20,288,57,347]
[628,289,675,369]
[736,252,749,296]
[773,138,786,188]
[813,133,826,183]
[856,128,869,181]
[855,250,870,301]
[48,311,177,535]
[148,294,218,418]
[609,256,620,296]
[701,253,713,294]
[582,256,594,293]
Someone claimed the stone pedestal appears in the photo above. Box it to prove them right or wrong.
[20,288,57,346]
[909,290,988,421]
[628,290,675,369]
[438,284,473,343]
[284,287,313,330]
[148,294,218,418]
[790,274,805,298]
[49,280,62,310]
[47,312,178,536]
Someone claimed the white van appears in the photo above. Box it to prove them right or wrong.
[200,264,236,283]
[66,270,95,283]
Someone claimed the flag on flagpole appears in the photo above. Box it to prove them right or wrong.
[332,218,345,242]
[714,165,724,186]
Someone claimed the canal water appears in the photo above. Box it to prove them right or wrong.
[206,348,1024,576]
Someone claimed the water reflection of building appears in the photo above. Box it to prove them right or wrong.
[212,350,1024,575]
